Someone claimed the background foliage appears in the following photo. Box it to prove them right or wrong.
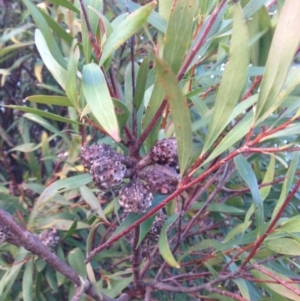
[1,0,300,300]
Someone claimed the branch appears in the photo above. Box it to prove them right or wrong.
[0,209,128,301]
[210,287,249,301]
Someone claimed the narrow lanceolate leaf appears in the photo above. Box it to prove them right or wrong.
[35,30,67,90]
[203,111,253,166]
[5,106,80,125]
[68,248,87,278]
[260,156,275,201]
[80,186,108,222]
[81,0,102,62]
[202,4,249,154]
[234,155,264,236]
[37,174,92,209]
[264,238,300,256]
[82,63,120,142]
[22,259,33,301]
[155,57,192,175]
[99,1,157,66]
[158,214,179,268]
[66,45,80,109]
[162,0,195,74]
[254,0,300,125]
[251,266,300,301]
[26,95,73,107]
[22,0,66,68]
[133,57,149,111]
[272,151,300,221]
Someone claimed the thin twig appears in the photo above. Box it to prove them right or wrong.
[240,178,300,270]
[131,227,144,297]
[176,0,228,81]
[79,0,101,60]
[210,287,249,301]
[252,263,300,296]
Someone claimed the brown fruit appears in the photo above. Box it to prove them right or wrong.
[81,144,116,170]
[90,159,126,190]
[119,178,153,213]
[138,164,179,195]
[150,138,178,167]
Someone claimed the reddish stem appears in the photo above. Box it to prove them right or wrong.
[239,178,300,270]
[176,0,228,82]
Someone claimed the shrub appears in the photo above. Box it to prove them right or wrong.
[1,0,300,300]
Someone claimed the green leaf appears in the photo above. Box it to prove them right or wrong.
[45,268,58,292]
[22,259,33,301]
[227,259,250,300]
[113,98,130,134]
[80,186,108,222]
[243,0,269,19]
[251,266,300,300]
[254,0,300,124]
[48,0,80,13]
[272,151,300,220]
[0,249,28,301]
[26,95,73,107]
[99,1,156,66]
[4,106,80,125]
[162,0,195,74]
[264,238,300,256]
[260,155,275,201]
[158,214,179,268]
[68,248,87,278]
[22,0,66,68]
[118,0,166,33]
[81,0,102,62]
[23,113,67,140]
[124,62,139,119]
[35,29,67,90]
[0,23,33,45]
[82,63,120,142]
[234,155,264,236]
[142,75,165,149]
[9,143,36,153]
[192,202,244,214]
[66,45,80,109]
[203,111,253,166]
[138,214,156,247]
[133,57,149,111]
[0,42,34,57]
[37,174,92,209]
[202,4,249,154]
[43,219,89,231]
[155,56,192,175]
[40,10,73,45]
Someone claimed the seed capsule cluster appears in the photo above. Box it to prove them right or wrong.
[150,138,178,167]
[119,178,153,213]
[138,164,179,195]
[81,144,128,191]
[81,139,179,225]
